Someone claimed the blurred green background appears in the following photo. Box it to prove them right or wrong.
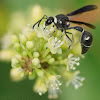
[0,0,100,100]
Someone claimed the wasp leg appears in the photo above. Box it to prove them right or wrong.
[50,28,57,38]
[33,15,48,29]
[68,26,83,32]
[65,31,73,56]
[67,26,83,54]
[38,15,48,27]
[54,31,64,47]
[67,26,84,49]
[66,32,74,43]
[43,24,55,31]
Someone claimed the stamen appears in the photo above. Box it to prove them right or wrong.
[75,76,85,81]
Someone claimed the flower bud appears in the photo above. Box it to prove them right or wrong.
[37,64,41,68]
[25,33,34,41]
[35,68,44,77]
[33,52,39,58]
[20,34,27,45]
[45,55,51,61]
[10,67,24,82]
[48,58,55,64]
[57,48,62,54]
[32,58,40,66]
[26,41,34,50]
[32,5,43,20]
[33,78,47,96]
[28,71,36,80]
[22,51,27,57]
[14,43,21,52]
[11,35,19,44]
[20,72,25,77]
[11,57,20,68]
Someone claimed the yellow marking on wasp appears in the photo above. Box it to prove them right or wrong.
[85,37,90,40]
[54,17,57,23]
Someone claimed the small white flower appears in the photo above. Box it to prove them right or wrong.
[34,78,47,96]
[47,37,64,54]
[65,54,80,71]
[66,71,85,89]
[48,87,59,99]
[46,75,62,89]
[10,67,24,82]
[36,23,53,40]
[46,75,62,99]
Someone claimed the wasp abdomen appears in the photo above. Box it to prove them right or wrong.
[81,31,93,54]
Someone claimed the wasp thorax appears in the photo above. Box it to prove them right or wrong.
[45,17,54,26]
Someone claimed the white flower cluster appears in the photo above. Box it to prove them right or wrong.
[10,22,85,99]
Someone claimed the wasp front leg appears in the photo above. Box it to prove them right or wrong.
[33,15,48,29]
[50,28,57,38]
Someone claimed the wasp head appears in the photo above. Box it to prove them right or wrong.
[45,17,54,26]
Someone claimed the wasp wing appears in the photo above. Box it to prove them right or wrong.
[67,20,96,29]
[67,5,97,16]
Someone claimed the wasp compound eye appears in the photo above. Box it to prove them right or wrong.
[81,31,93,54]
[45,17,54,26]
